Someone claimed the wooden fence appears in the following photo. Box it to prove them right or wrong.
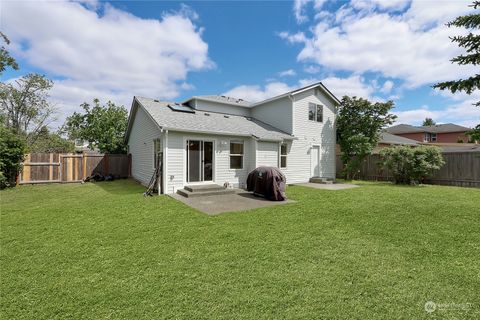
[18,153,131,185]
[336,151,480,188]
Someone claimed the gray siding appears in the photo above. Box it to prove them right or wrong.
[165,132,255,193]
[127,106,162,186]
[284,88,337,183]
[251,96,293,134]
[256,141,279,167]
[193,99,251,116]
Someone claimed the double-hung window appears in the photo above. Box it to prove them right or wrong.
[280,143,287,168]
[308,103,323,123]
[230,141,244,169]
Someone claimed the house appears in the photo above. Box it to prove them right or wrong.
[386,123,472,143]
[335,131,419,155]
[125,82,340,194]
[374,132,419,153]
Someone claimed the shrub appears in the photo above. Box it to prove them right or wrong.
[380,145,445,185]
[0,125,26,188]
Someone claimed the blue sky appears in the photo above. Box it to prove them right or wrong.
[2,0,478,128]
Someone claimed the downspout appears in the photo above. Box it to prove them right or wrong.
[163,129,168,195]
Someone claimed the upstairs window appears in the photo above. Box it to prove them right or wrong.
[280,143,287,168]
[308,103,323,123]
[308,103,316,121]
[424,133,437,142]
[230,141,244,169]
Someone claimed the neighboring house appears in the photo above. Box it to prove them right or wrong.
[374,132,419,153]
[386,123,472,143]
[125,82,340,194]
[336,131,419,155]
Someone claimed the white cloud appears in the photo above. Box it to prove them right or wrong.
[293,0,327,23]
[2,0,211,126]
[304,65,322,74]
[223,82,295,103]
[293,0,311,23]
[381,80,394,94]
[278,69,297,77]
[298,75,380,100]
[351,0,410,11]
[282,0,474,88]
[224,75,378,103]
[394,98,480,128]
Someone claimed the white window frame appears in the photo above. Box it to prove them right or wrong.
[229,140,244,170]
[308,102,323,123]
[279,143,288,168]
[431,133,437,142]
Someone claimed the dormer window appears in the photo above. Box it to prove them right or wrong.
[308,103,323,123]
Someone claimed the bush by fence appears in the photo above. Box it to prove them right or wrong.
[18,153,131,185]
[336,151,480,188]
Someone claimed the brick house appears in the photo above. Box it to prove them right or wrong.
[386,124,472,143]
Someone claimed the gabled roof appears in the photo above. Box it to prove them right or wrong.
[250,82,341,107]
[184,95,251,107]
[125,96,295,142]
[379,132,419,145]
[387,123,471,134]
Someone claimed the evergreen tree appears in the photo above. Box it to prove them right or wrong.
[434,1,480,141]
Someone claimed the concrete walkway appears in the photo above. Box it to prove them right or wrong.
[294,182,359,190]
[170,190,295,215]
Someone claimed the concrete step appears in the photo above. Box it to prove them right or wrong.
[177,188,236,198]
[185,184,225,192]
[309,177,334,184]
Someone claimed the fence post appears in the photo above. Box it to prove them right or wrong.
[49,153,53,181]
[82,152,87,180]
[23,154,31,183]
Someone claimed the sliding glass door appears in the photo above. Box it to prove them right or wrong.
[186,140,213,183]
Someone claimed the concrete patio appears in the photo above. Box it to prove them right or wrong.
[170,190,295,215]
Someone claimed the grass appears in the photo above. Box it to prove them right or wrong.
[1,180,479,319]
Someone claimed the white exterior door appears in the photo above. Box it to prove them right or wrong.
[311,145,320,177]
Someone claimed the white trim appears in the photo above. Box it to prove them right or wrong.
[183,136,216,186]
[310,145,321,177]
[250,82,341,107]
[279,142,288,169]
[229,140,244,170]
[163,130,168,194]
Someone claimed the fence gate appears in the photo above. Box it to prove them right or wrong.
[18,153,130,185]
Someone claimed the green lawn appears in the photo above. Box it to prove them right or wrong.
[1,180,479,319]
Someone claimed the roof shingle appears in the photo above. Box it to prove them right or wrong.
[135,96,294,141]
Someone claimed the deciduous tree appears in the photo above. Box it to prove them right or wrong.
[337,96,397,180]
[422,118,435,126]
[0,74,55,140]
[0,32,19,74]
[62,99,128,154]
